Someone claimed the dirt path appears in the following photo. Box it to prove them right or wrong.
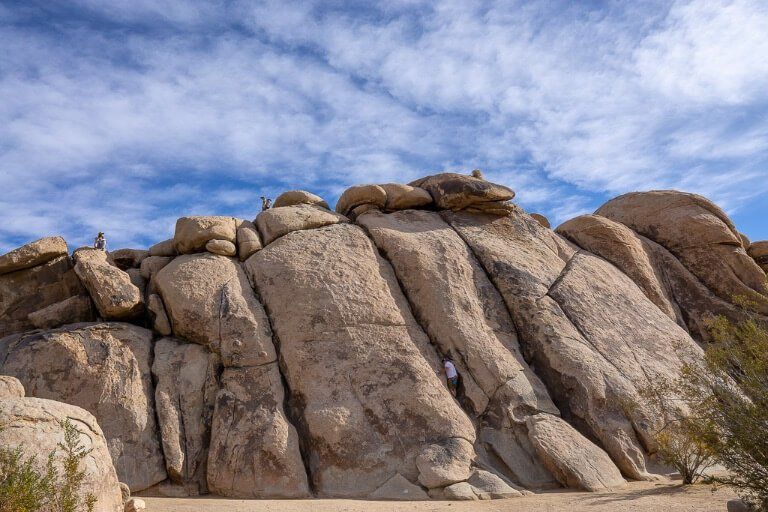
[144,480,737,512]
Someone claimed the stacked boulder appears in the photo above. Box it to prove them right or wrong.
[1,173,763,502]
[748,241,768,273]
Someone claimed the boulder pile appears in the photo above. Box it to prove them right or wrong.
[1,174,765,502]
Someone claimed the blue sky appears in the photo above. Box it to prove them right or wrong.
[1,0,767,252]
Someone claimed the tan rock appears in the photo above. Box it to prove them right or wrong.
[0,235,68,275]
[140,255,172,280]
[749,241,768,272]
[27,295,94,330]
[119,482,130,502]
[205,239,237,256]
[148,238,176,257]
[154,253,276,367]
[0,255,88,337]
[246,223,476,497]
[0,322,167,491]
[370,473,430,501]
[335,184,387,216]
[126,268,146,297]
[0,397,124,512]
[74,252,144,319]
[415,439,474,488]
[409,173,515,211]
[596,191,768,314]
[108,248,148,270]
[347,203,381,221]
[466,469,522,499]
[739,232,751,250]
[444,210,706,481]
[148,294,172,336]
[152,338,220,493]
[380,183,433,210]
[0,375,24,398]
[273,189,330,209]
[530,213,551,228]
[206,364,310,498]
[256,203,348,245]
[441,481,478,500]
[556,215,682,322]
[359,210,615,491]
[526,413,625,491]
[124,498,146,512]
[236,219,262,261]
[174,216,237,255]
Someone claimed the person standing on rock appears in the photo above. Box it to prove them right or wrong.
[93,232,107,251]
[260,196,272,211]
[443,356,459,397]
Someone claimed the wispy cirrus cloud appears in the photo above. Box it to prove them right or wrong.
[0,0,766,252]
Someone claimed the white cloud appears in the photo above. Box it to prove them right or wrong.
[1,0,767,251]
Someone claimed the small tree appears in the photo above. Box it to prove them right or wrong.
[0,419,97,512]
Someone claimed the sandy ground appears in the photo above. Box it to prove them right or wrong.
[144,480,738,512]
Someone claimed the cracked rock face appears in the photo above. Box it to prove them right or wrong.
[246,223,476,497]
[0,322,166,491]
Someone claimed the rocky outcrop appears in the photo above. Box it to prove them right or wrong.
[409,173,515,211]
[273,190,330,209]
[444,210,705,481]
[0,235,68,274]
[206,363,310,498]
[174,216,237,254]
[27,295,94,330]
[358,209,622,491]
[74,248,144,319]
[0,397,124,512]
[152,338,220,494]
[154,253,276,367]
[235,219,262,261]
[335,184,387,216]
[0,322,166,491]
[380,183,433,210]
[596,191,768,315]
[255,203,348,245]
[749,241,768,273]
[246,223,477,497]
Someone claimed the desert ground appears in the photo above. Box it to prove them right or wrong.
[144,480,738,512]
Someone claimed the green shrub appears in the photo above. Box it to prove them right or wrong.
[0,419,97,512]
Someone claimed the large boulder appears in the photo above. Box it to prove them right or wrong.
[154,253,276,367]
[152,338,220,494]
[74,248,144,319]
[255,203,348,245]
[0,375,25,398]
[205,239,236,256]
[245,223,477,497]
[0,397,124,512]
[174,216,237,255]
[0,322,167,491]
[444,210,706,481]
[273,190,330,209]
[206,364,310,498]
[27,295,94,330]
[409,173,515,211]
[335,184,387,216]
[749,241,768,272]
[0,235,68,275]
[596,191,768,315]
[235,219,262,261]
[148,238,176,257]
[379,183,433,211]
[358,210,622,491]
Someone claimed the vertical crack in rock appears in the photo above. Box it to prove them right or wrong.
[241,260,316,495]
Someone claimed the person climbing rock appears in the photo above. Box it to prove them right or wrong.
[443,356,459,397]
[260,196,272,211]
[93,232,107,251]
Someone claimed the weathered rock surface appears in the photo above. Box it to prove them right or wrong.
[174,216,237,254]
[140,255,172,280]
[370,473,430,501]
[273,190,330,209]
[596,191,768,314]
[27,295,94,330]
[0,322,167,491]
[0,254,89,337]
[109,248,148,270]
[0,235,68,275]
[236,219,262,261]
[205,238,237,256]
[444,210,705,481]
[256,203,348,245]
[380,183,433,210]
[409,173,515,211]
[152,338,220,493]
[749,241,768,272]
[0,374,25,398]
[155,253,276,367]
[148,238,176,257]
[335,184,387,216]
[207,364,310,498]
[74,248,144,319]
[246,223,476,497]
[0,397,124,512]
[359,210,620,491]
[147,293,172,336]
[530,213,551,228]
